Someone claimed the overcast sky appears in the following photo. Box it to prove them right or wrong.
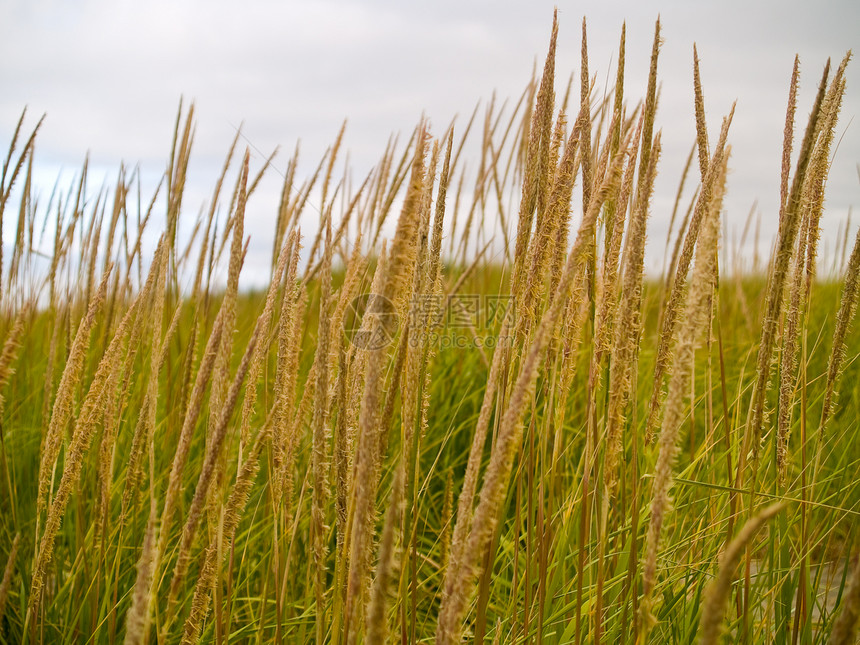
[1,0,858,285]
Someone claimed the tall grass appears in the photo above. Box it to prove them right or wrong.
[0,15,858,645]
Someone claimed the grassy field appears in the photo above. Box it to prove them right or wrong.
[1,14,859,645]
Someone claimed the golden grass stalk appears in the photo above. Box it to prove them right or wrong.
[0,305,28,417]
[741,59,835,468]
[0,533,20,623]
[321,173,371,272]
[166,321,260,619]
[455,129,485,267]
[120,238,168,518]
[1,110,42,210]
[311,212,333,643]
[343,130,426,644]
[287,153,327,238]
[180,420,271,645]
[329,234,366,366]
[429,132,453,288]
[371,126,422,248]
[396,151,436,637]
[365,461,404,645]
[697,502,786,645]
[782,62,849,440]
[646,105,734,444]
[282,356,316,525]
[209,152,249,453]
[273,286,308,515]
[604,129,660,489]
[27,282,137,627]
[166,101,195,246]
[304,121,346,269]
[692,45,710,180]
[81,184,105,310]
[511,10,557,299]
[436,142,626,645]
[415,139,438,298]
[519,105,585,342]
[338,316,408,623]
[157,301,184,371]
[660,144,697,285]
[820,224,860,432]
[773,56,838,477]
[36,267,110,520]
[773,52,847,471]
[594,112,642,358]
[777,213,808,488]
[584,109,639,645]
[94,352,125,553]
[121,175,160,296]
[194,126,240,301]
[608,22,626,158]
[439,303,511,610]
[123,474,158,645]
[205,163,249,549]
[333,342,352,605]
[579,18,593,218]
[550,272,591,469]
[546,107,567,213]
[437,226,524,603]
[400,137,437,483]
[156,312,226,565]
[367,164,399,248]
[101,278,156,533]
[392,140,444,642]
[779,57,800,230]
[737,60,849,527]
[803,68,848,295]
[439,471,454,573]
[247,146,278,199]
[644,41,709,443]
[330,245,367,559]
[0,110,43,303]
[272,142,298,265]
[5,152,31,299]
[239,230,293,450]
[640,141,727,636]
[41,277,65,426]
[636,18,662,206]
[273,231,302,498]
[408,131,452,416]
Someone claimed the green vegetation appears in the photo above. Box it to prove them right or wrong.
[0,12,858,644]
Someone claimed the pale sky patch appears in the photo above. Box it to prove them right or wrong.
[1,0,858,285]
